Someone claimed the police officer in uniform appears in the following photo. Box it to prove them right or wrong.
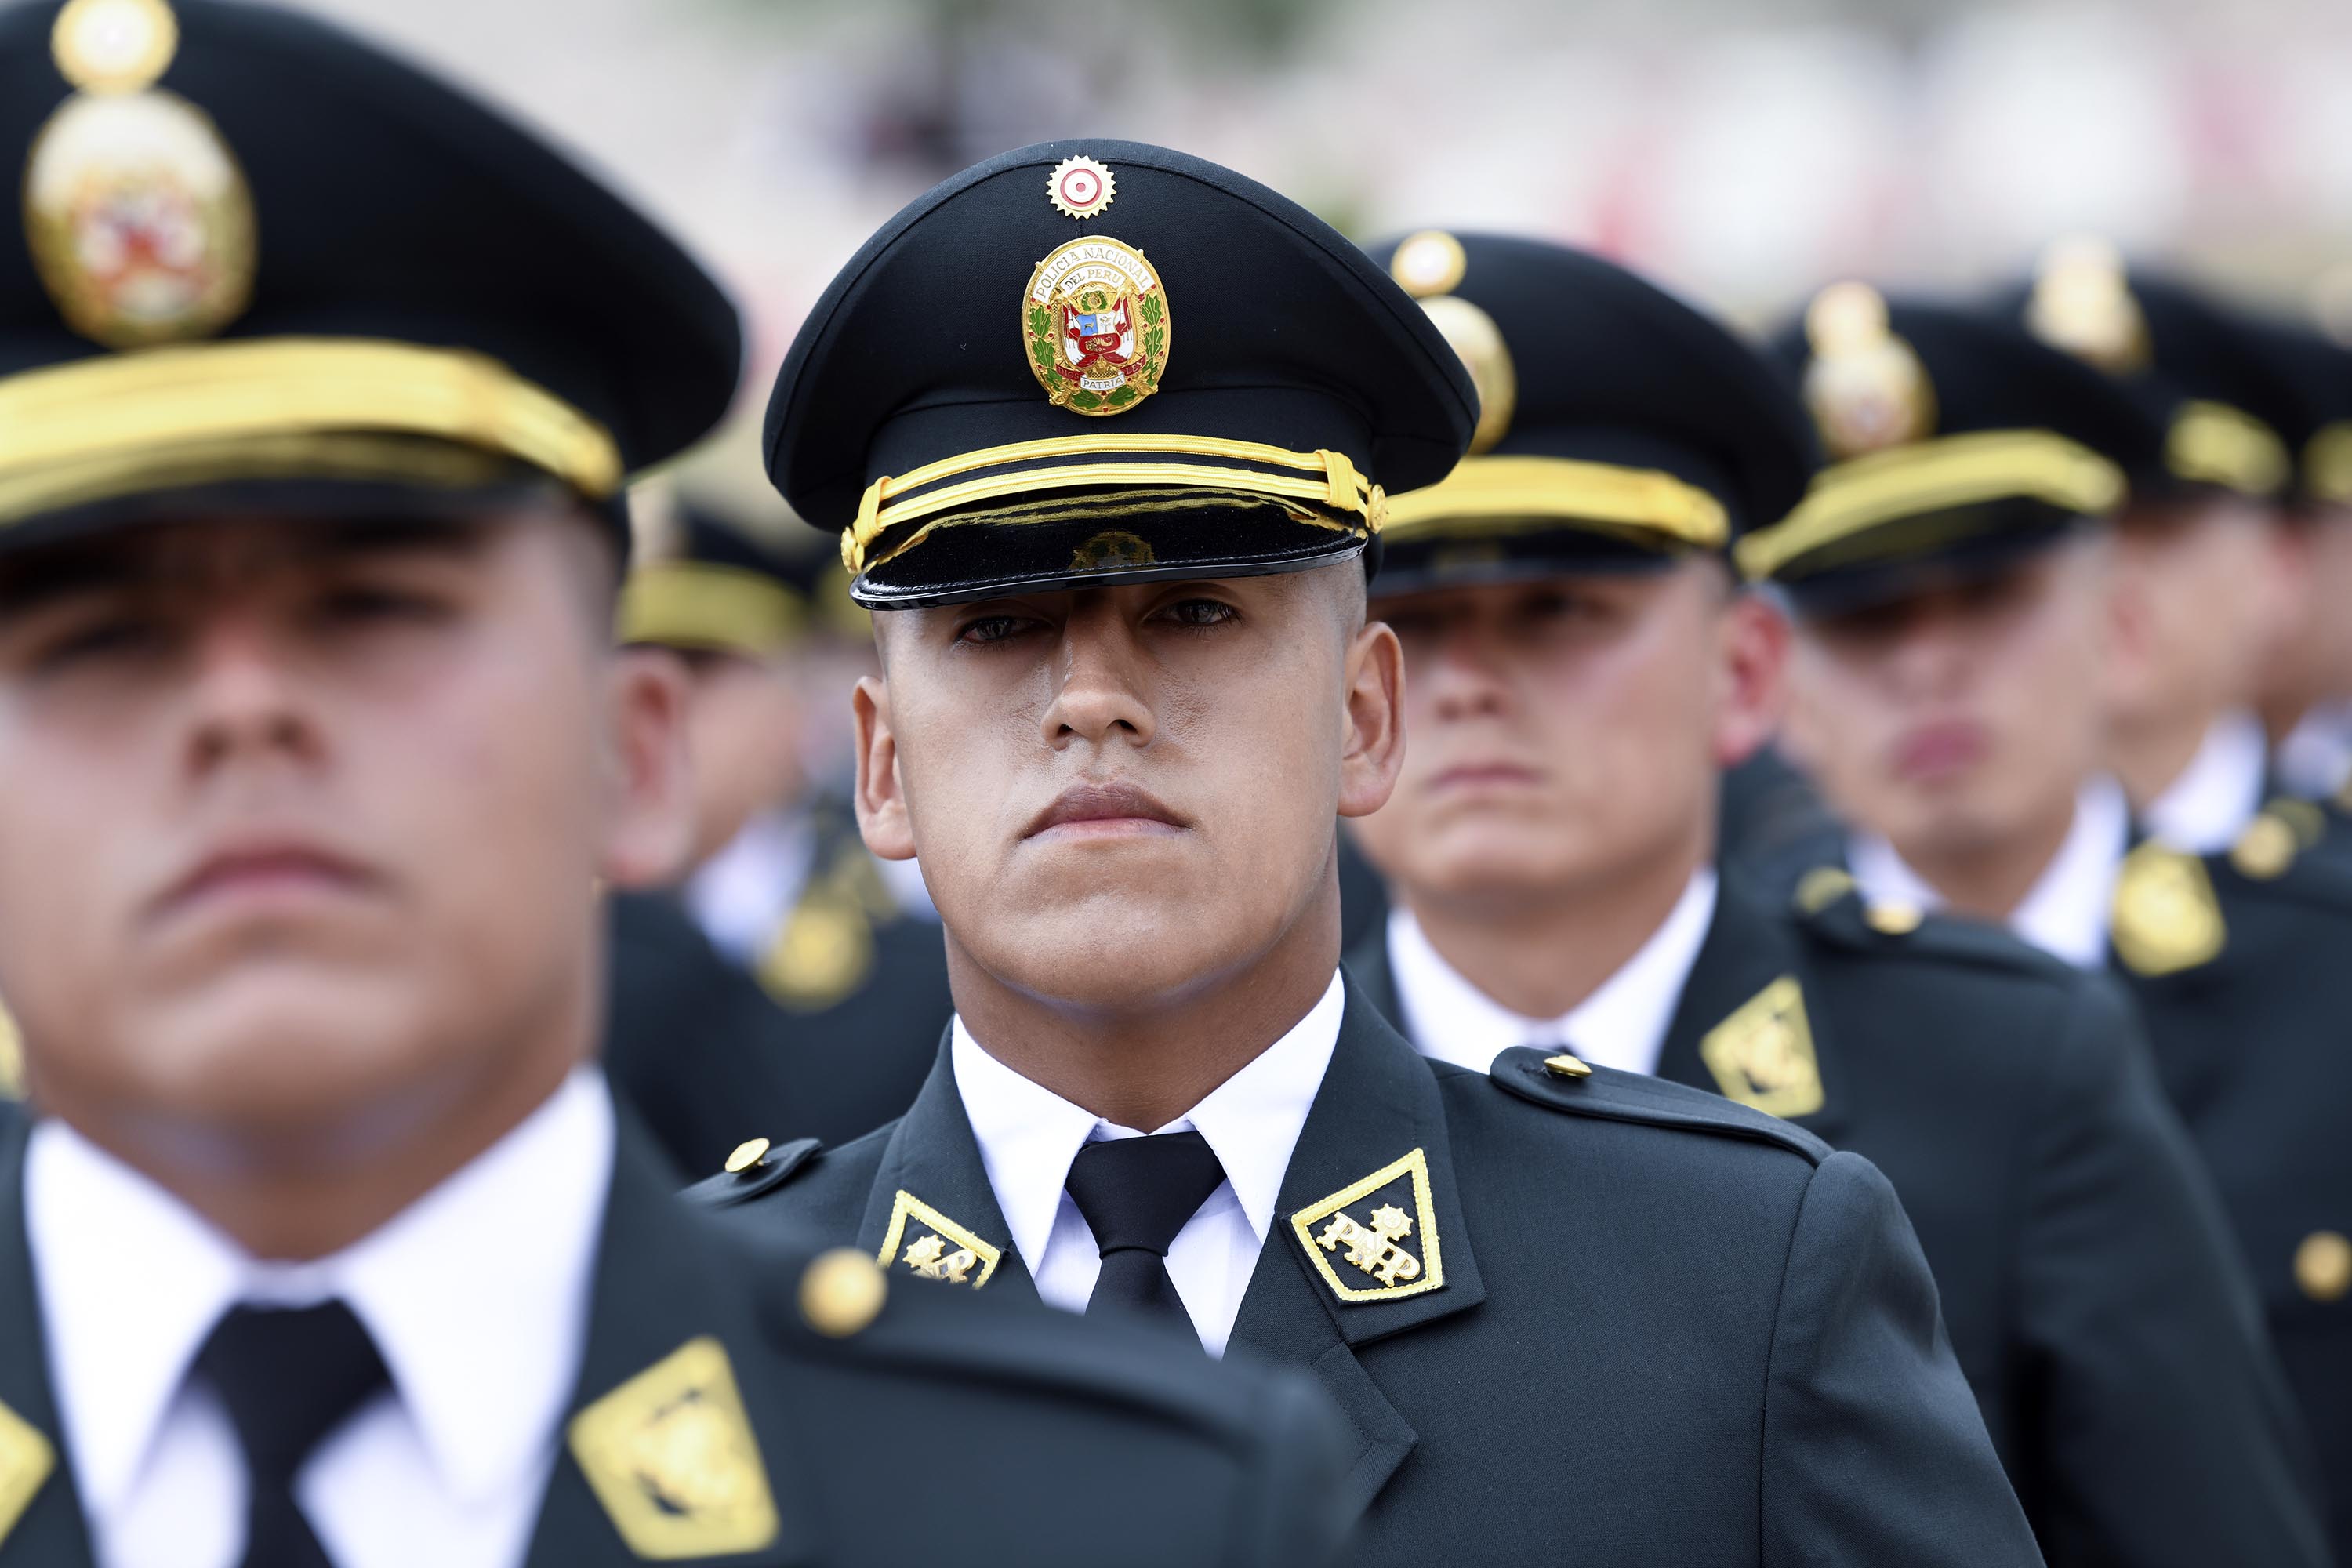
[1335,233,2323,1566]
[1754,285,2351,1557]
[0,5,1352,1563]
[606,505,950,1165]
[696,138,2044,1565]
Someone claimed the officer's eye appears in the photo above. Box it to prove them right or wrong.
[1155,597,1237,630]
[34,612,169,672]
[954,614,1034,646]
[315,583,451,626]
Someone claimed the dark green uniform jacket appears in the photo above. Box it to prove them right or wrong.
[604,891,951,1177]
[0,1106,1350,1566]
[701,983,2044,1566]
[1351,877,2327,1567]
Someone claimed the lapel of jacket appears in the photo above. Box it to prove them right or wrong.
[1656,877,1853,1145]
[0,1116,92,1566]
[1228,982,1486,1526]
[526,1108,818,1567]
[851,1035,1039,1305]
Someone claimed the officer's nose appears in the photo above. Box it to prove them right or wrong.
[1040,597,1157,751]
[1419,620,1512,724]
[183,608,321,776]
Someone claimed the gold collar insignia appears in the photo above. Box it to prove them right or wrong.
[1700,975,1824,1120]
[1289,1148,1445,1305]
[566,1336,779,1560]
[877,1190,1002,1289]
[0,1398,53,1548]
[2112,842,2226,976]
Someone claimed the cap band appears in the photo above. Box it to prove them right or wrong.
[2307,422,2352,507]
[1737,429,2122,582]
[2166,400,2289,497]
[619,562,804,655]
[1381,455,1728,550]
[845,434,1384,574]
[0,336,625,528]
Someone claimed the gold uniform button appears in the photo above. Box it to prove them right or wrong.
[1865,902,1922,935]
[724,1137,771,1175]
[1793,865,1857,914]
[2295,1230,2351,1303]
[1543,1053,1592,1079]
[2230,814,2296,880]
[800,1247,887,1337]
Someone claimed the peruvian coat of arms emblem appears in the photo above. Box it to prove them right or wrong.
[1022,234,1170,416]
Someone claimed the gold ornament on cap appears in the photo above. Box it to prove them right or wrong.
[1022,234,1170,416]
[1802,282,1936,461]
[1390,230,1468,299]
[2026,236,2150,374]
[1418,295,1516,456]
[25,0,256,349]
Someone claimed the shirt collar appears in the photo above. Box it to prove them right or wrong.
[1387,869,1718,1078]
[1849,777,2129,970]
[2142,708,2269,855]
[682,806,815,963]
[951,971,1345,1276]
[26,1068,615,1513]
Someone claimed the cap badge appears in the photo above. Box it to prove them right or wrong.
[1802,282,1936,461]
[25,0,257,349]
[2027,235,2150,374]
[1071,529,1156,572]
[1046,154,1116,221]
[1700,975,1824,1120]
[1418,295,1517,455]
[1389,230,1468,299]
[877,1190,1002,1288]
[567,1336,780,1559]
[2111,842,2226,977]
[1289,1148,1445,1304]
[1023,235,1170,416]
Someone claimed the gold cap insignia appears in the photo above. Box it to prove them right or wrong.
[1070,528,1155,573]
[1289,1148,1445,1304]
[1700,975,1824,1120]
[877,1191,1001,1289]
[2295,1230,2351,1303]
[1389,230,1467,299]
[799,1247,888,1338]
[27,0,257,349]
[1022,235,1170,417]
[2229,813,2297,880]
[567,1336,779,1561]
[754,893,873,1012]
[2111,842,2226,976]
[0,1398,55,1546]
[1046,155,1116,221]
[1802,282,1936,461]
[1417,295,1517,456]
[2026,235,2150,374]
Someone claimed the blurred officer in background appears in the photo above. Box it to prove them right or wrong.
[1338,233,2324,1568]
[0,2,1354,1563]
[604,503,949,1169]
[702,137,2046,1566]
[1761,284,2350,1559]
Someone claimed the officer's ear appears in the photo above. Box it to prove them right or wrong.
[596,646,697,887]
[1336,615,1407,820]
[1714,586,1791,770]
[851,673,918,862]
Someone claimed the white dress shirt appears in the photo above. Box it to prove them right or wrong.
[25,1069,615,1568]
[2277,700,2352,801]
[2141,708,2268,855]
[682,807,817,965]
[1849,777,2132,970]
[949,971,1344,1358]
[1385,869,1719,1078]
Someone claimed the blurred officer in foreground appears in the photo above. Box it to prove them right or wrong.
[1338,234,2323,1568]
[699,138,2044,1565]
[606,506,949,1167]
[1759,286,2347,1558]
[0,3,1352,1563]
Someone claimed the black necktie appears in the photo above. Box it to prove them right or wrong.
[1063,1130,1229,1331]
[196,1300,391,1568]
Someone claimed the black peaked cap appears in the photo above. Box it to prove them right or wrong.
[0,0,740,547]
[1750,296,2166,612]
[1364,231,1816,593]
[764,139,1478,608]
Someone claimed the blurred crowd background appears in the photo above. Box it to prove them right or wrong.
[292,0,2352,528]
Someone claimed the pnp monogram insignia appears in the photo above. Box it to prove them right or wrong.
[566,1337,780,1560]
[876,1190,1002,1289]
[26,0,258,349]
[1289,1148,1445,1305]
[1046,154,1116,220]
[1802,281,1936,461]
[1023,235,1171,416]
[2111,843,2227,977]
[1700,975,1824,1120]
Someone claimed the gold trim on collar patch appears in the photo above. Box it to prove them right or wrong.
[566,1336,779,1561]
[0,1397,54,1547]
[877,1190,1002,1288]
[1047,155,1115,220]
[2111,842,2226,976]
[1289,1148,1445,1304]
[1700,975,1824,1120]
[1023,236,1170,416]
